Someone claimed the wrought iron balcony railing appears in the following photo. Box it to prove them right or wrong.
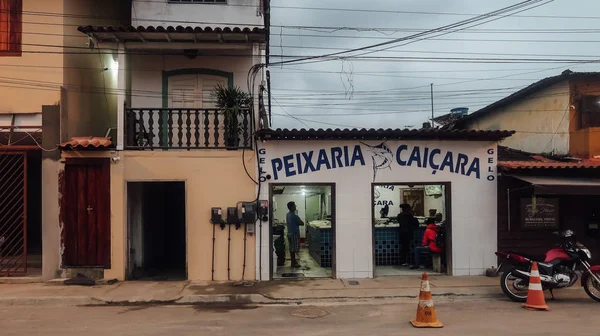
[125,108,253,150]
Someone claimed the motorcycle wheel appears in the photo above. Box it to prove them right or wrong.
[583,271,600,302]
[500,269,529,302]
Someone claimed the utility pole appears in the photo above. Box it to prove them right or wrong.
[430,83,434,122]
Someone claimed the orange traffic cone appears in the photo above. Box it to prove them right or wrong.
[523,262,550,311]
[410,272,443,328]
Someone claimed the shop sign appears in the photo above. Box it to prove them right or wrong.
[521,198,559,229]
[262,142,495,182]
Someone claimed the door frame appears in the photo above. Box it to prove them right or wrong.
[371,182,453,277]
[125,180,188,280]
[268,182,337,280]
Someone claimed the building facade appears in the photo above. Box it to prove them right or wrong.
[0,0,129,279]
[452,70,600,158]
[37,0,269,281]
[255,129,513,280]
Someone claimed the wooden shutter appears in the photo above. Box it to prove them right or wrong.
[169,75,199,108]
[200,76,226,108]
[0,0,21,55]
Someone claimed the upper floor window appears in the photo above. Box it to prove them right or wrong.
[0,0,22,56]
[168,0,227,3]
[579,95,600,128]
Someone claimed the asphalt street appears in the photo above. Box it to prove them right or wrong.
[0,294,598,336]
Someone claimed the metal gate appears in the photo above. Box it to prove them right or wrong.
[0,152,27,276]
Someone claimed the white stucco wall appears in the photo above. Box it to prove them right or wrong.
[132,0,264,27]
[256,140,499,279]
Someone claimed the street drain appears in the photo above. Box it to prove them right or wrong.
[290,308,330,319]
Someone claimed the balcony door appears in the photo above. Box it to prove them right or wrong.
[168,74,226,109]
[162,74,228,146]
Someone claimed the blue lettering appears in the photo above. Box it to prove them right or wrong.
[466,158,481,179]
[272,158,283,180]
[343,146,350,166]
[317,149,332,170]
[455,153,469,175]
[439,152,454,173]
[283,155,296,177]
[302,151,316,174]
[350,145,365,166]
[423,147,429,168]
[331,147,343,168]
[407,146,422,168]
[295,153,303,175]
[429,149,441,170]
[396,144,408,166]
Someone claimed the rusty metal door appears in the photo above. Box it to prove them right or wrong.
[0,152,27,276]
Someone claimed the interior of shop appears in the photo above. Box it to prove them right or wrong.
[127,182,187,281]
[373,184,448,276]
[271,185,333,279]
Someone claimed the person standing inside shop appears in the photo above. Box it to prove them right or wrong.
[397,203,420,266]
[286,201,303,268]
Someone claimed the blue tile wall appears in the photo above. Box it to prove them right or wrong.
[307,226,332,268]
[374,227,430,266]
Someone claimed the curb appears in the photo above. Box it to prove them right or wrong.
[0,292,505,307]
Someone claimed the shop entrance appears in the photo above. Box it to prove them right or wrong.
[270,184,335,279]
[127,182,186,280]
[372,183,451,277]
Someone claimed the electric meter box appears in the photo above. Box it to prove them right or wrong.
[241,202,257,223]
[211,207,222,224]
[227,207,238,224]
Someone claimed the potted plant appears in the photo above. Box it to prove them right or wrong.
[212,84,252,148]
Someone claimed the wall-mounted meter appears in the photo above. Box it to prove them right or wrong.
[241,202,257,224]
[227,207,238,225]
[211,207,222,224]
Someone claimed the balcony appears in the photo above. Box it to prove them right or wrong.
[125,108,253,150]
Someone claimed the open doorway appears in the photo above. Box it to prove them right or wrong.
[270,184,335,279]
[372,183,451,277]
[127,182,186,280]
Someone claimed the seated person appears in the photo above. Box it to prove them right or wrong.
[410,218,442,269]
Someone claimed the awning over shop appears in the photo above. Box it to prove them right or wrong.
[509,174,600,195]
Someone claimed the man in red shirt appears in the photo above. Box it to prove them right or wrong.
[410,218,442,270]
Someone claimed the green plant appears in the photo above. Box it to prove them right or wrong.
[212,84,252,147]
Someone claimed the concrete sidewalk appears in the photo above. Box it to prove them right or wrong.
[0,274,584,307]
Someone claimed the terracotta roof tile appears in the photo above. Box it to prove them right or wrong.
[499,160,600,170]
[60,137,113,150]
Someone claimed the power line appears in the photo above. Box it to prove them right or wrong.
[270,0,552,66]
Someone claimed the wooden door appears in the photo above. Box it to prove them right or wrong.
[62,159,111,268]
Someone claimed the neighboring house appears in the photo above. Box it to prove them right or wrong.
[48,0,269,282]
[496,146,600,264]
[451,70,600,158]
[0,0,129,279]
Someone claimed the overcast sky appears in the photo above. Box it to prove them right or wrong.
[267,0,600,129]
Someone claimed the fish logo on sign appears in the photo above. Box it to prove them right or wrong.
[361,142,394,182]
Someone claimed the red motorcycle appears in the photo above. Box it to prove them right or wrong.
[495,230,600,302]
